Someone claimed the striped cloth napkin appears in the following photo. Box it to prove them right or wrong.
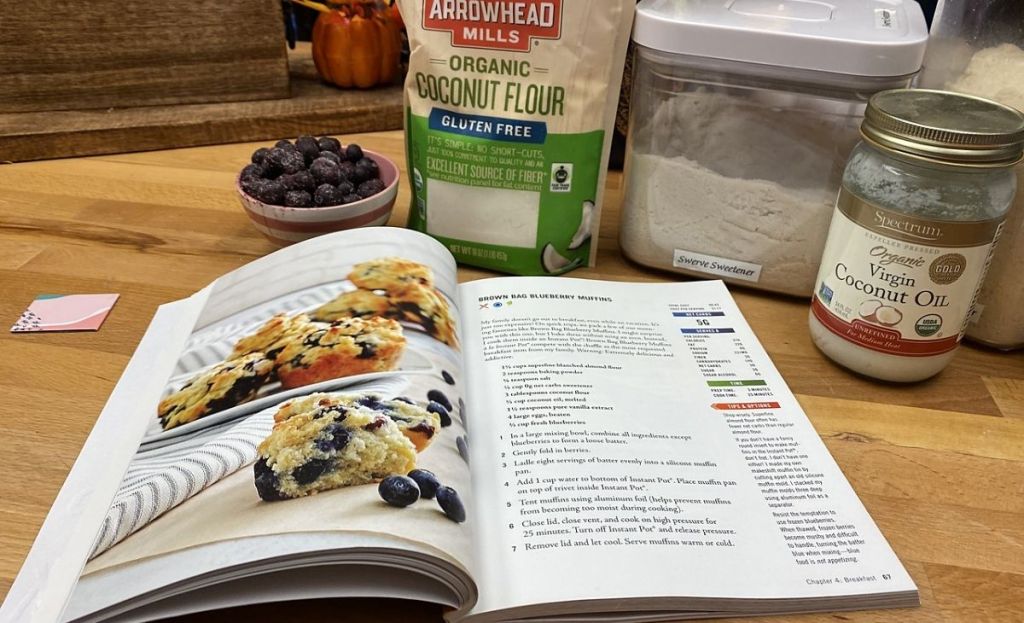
[89,376,408,559]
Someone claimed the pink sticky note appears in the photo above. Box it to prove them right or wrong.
[11,294,120,333]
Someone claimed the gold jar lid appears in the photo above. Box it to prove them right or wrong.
[862,89,1024,167]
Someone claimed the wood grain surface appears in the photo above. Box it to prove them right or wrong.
[0,44,403,163]
[0,131,1021,622]
[0,0,289,114]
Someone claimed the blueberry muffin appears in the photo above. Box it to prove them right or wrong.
[273,316,406,389]
[275,393,441,452]
[347,257,434,292]
[229,313,325,360]
[254,396,418,501]
[310,289,392,323]
[158,353,275,430]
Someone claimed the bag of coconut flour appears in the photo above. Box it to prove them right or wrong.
[398,0,635,274]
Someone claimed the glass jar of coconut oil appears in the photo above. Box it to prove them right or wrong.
[809,89,1024,382]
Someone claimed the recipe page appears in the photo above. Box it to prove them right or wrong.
[458,278,915,619]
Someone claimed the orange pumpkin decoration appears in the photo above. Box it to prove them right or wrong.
[312,1,402,89]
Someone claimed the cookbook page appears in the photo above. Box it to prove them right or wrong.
[10,227,475,622]
[457,278,916,619]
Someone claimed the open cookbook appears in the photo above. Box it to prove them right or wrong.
[2,228,918,623]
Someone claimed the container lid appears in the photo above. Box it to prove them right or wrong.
[634,0,929,77]
[861,89,1024,167]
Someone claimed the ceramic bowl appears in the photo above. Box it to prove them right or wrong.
[237,149,399,245]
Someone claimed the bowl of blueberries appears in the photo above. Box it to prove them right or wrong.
[237,136,399,245]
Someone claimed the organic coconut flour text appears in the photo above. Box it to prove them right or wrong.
[397,0,634,274]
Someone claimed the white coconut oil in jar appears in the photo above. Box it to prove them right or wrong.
[809,89,1024,382]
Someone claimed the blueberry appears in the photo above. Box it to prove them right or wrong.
[350,162,372,184]
[316,423,351,451]
[357,178,386,198]
[268,147,305,175]
[310,158,343,186]
[293,458,334,485]
[285,190,313,207]
[241,163,265,181]
[357,394,383,409]
[318,150,342,165]
[251,147,271,165]
[441,370,455,385]
[333,181,353,196]
[456,435,469,464]
[254,458,286,501]
[407,468,441,499]
[280,170,315,192]
[426,389,452,411]
[356,157,379,176]
[318,136,342,154]
[379,475,420,507]
[436,486,466,522]
[249,179,286,205]
[314,184,346,207]
[339,160,356,179]
[295,135,320,164]
[426,401,452,427]
[345,143,364,162]
[342,193,363,205]
[275,139,296,151]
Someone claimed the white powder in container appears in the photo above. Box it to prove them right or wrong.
[620,91,859,297]
[946,43,1024,349]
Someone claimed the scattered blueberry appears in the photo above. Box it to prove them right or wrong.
[441,370,455,385]
[310,157,343,186]
[342,193,363,205]
[345,143,364,162]
[251,147,271,165]
[285,190,313,207]
[315,423,351,451]
[426,389,452,411]
[357,178,386,198]
[318,136,342,154]
[456,435,469,464]
[379,475,420,507]
[314,183,346,207]
[436,486,466,522]
[407,468,441,499]
[427,401,452,427]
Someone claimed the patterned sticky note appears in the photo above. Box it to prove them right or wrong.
[10,294,119,333]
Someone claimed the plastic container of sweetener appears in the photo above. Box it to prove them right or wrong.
[397,0,635,275]
[619,0,928,296]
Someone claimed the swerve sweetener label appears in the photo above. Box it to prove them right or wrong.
[401,0,632,274]
[811,188,1003,356]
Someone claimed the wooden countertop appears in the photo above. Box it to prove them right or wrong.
[0,131,1021,622]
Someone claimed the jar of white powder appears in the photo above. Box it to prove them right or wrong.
[620,0,928,296]
[809,90,1024,382]
[918,0,1024,349]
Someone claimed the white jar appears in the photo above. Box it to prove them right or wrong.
[809,90,1024,382]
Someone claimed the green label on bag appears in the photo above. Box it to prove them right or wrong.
[405,108,602,275]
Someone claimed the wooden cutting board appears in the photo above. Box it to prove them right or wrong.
[0,44,404,163]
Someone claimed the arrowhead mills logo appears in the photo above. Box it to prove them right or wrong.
[423,0,563,52]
